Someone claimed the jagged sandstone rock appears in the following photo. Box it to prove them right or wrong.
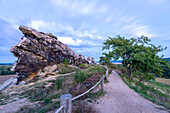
[87,57,96,64]
[10,25,96,83]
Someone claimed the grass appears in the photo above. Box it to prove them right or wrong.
[55,77,63,90]
[88,90,106,99]
[78,63,88,69]
[118,72,170,110]
[12,64,107,112]
[74,65,106,83]
[0,93,11,105]
[57,64,78,74]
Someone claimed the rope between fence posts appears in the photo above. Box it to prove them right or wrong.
[71,75,105,101]
[55,105,64,113]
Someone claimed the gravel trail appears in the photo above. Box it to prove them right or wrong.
[93,71,168,113]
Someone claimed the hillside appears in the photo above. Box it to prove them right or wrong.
[0,64,106,113]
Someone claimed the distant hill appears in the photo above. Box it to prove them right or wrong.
[0,63,13,66]
[96,58,170,64]
[163,58,170,62]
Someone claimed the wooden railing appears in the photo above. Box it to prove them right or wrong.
[55,67,108,113]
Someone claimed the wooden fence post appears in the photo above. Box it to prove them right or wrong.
[60,94,72,113]
[101,75,104,93]
[105,69,108,80]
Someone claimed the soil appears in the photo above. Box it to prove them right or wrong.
[93,71,168,113]
[0,98,34,113]
[0,75,16,84]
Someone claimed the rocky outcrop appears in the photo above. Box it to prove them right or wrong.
[87,57,96,64]
[10,25,96,83]
[0,78,17,91]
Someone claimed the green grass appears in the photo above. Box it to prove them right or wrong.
[0,65,16,76]
[57,64,77,74]
[78,64,88,69]
[4,65,107,113]
[118,73,170,110]
[74,65,106,83]
[55,77,63,90]
[88,90,106,99]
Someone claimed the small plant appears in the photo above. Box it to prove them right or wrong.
[72,101,96,113]
[78,64,88,69]
[74,71,89,83]
[55,77,63,90]
[88,90,106,99]
[44,98,52,105]
[108,68,112,75]
[121,66,128,74]
[62,59,68,65]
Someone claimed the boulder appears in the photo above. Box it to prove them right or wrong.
[10,25,96,83]
[0,77,17,91]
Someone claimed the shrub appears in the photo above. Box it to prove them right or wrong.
[44,98,52,105]
[72,101,96,113]
[107,62,117,69]
[112,64,118,69]
[62,59,68,65]
[108,68,112,75]
[74,71,89,83]
[88,65,106,75]
[55,77,63,90]
[121,66,128,74]
[57,65,76,74]
[70,72,103,96]
[78,64,88,69]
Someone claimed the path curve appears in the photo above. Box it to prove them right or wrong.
[93,71,168,113]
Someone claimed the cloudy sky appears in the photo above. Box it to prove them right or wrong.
[0,0,170,63]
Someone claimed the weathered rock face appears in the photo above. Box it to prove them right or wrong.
[87,57,97,64]
[10,25,96,83]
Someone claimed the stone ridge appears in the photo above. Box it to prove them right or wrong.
[10,25,96,83]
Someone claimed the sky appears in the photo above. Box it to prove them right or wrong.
[0,0,170,63]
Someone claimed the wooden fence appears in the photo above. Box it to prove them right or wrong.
[55,68,108,113]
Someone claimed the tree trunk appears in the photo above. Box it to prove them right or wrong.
[128,68,132,80]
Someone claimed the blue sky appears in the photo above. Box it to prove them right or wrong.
[0,0,170,63]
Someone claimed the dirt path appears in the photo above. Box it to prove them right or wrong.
[0,75,16,84]
[93,71,168,113]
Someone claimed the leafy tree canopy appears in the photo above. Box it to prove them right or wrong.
[101,35,169,81]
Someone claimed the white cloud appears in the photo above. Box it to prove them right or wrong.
[51,0,108,15]
[57,36,83,46]
[28,20,56,31]
[120,20,158,38]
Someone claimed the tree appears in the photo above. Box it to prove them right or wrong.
[99,56,110,65]
[102,35,169,81]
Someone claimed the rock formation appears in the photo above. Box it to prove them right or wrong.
[87,57,97,64]
[10,25,96,83]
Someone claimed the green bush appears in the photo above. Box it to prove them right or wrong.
[44,98,52,105]
[57,65,76,74]
[78,64,88,69]
[88,65,106,75]
[108,68,112,75]
[107,62,118,69]
[55,77,63,90]
[62,59,68,65]
[121,66,128,74]
[0,66,16,75]
[74,71,89,83]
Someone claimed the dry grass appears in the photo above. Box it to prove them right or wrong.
[155,77,170,85]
